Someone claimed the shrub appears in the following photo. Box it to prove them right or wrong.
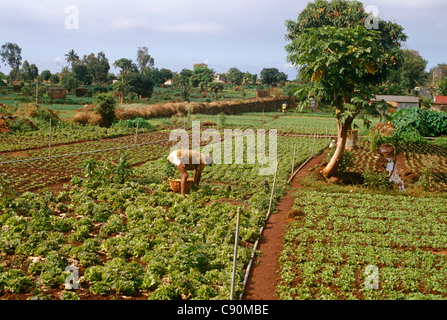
[362,170,393,191]
[113,117,154,131]
[94,93,117,128]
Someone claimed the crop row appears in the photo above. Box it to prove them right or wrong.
[278,191,447,300]
[0,131,174,192]
[191,112,378,136]
[0,125,147,153]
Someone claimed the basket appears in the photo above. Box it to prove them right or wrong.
[168,178,194,193]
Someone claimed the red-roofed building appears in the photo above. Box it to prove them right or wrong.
[434,96,447,103]
[432,96,447,111]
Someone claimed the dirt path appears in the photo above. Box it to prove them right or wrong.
[242,152,327,300]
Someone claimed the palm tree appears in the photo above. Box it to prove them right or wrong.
[65,49,80,70]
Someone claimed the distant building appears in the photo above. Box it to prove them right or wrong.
[372,95,420,112]
[256,89,270,98]
[213,75,225,84]
[432,95,447,112]
[48,88,67,100]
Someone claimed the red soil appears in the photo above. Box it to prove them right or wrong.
[242,152,328,300]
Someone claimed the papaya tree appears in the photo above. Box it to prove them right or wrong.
[285,0,406,178]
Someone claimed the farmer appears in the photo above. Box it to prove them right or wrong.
[167,149,213,196]
[282,102,288,115]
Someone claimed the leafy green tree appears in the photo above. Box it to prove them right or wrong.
[128,72,155,98]
[243,72,257,86]
[260,68,279,86]
[191,64,214,92]
[50,74,60,84]
[176,69,193,101]
[227,68,244,86]
[378,49,428,95]
[83,52,110,84]
[113,58,140,101]
[113,58,136,83]
[285,0,406,178]
[40,70,52,82]
[209,82,224,101]
[399,49,428,93]
[21,60,39,82]
[73,64,93,85]
[179,68,193,83]
[1,42,22,84]
[136,46,154,74]
[376,66,407,95]
[0,71,6,86]
[146,68,162,87]
[112,81,127,103]
[60,73,76,91]
[260,68,287,86]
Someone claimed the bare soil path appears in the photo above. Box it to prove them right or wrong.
[242,152,327,300]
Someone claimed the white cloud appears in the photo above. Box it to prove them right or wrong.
[153,22,229,34]
[111,17,147,30]
[369,0,447,20]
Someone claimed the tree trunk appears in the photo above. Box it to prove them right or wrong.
[322,118,352,178]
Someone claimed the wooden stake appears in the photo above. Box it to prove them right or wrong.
[134,119,140,146]
[49,119,52,157]
[291,144,296,178]
[230,206,241,300]
[267,162,279,218]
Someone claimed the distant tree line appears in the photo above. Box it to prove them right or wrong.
[2,40,445,105]
[0,43,292,103]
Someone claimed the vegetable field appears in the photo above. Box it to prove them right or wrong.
[0,131,327,300]
[2,108,447,301]
[278,191,447,300]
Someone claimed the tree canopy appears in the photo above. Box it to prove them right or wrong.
[285,0,407,178]
[0,42,22,83]
[378,49,428,95]
[190,64,215,91]
[260,68,287,86]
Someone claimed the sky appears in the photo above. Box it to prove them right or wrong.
[0,0,446,80]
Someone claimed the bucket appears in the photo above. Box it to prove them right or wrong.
[346,130,358,151]
[168,178,194,193]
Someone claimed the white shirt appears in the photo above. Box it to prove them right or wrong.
[167,149,213,166]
